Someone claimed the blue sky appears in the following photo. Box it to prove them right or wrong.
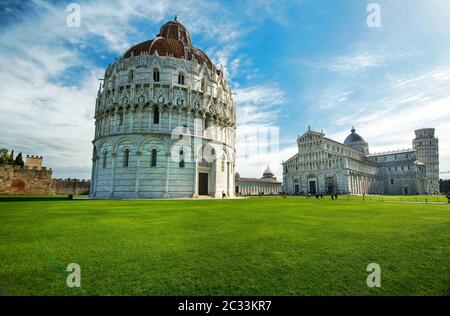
[0,0,449,179]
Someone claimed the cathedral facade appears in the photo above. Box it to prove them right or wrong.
[90,19,236,199]
[282,128,439,195]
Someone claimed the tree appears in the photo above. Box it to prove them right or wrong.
[0,148,9,166]
[9,149,14,166]
[14,152,24,167]
[440,179,450,194]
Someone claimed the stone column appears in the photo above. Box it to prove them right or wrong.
[158,105,163,131]
[113,109,118,132]
[168,107,173,133]
[110,152,116,198]
[138,106,143,131]
[122,109,127,132]
[187,109,191,135]
[226,161,230,197]
[351,174,355,195]
[90,155,97,197]
[135,151,141,196]
[107,114,112,134]
[163,152,171,198]
[149,105,152,131]
[212,157,218,197]
[193,156,199,198]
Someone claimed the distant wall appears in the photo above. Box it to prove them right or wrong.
[52,178,90,195]
[0,165,53,195]
[0,166,90,196]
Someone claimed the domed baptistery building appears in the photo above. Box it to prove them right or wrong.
[89,19,237,199]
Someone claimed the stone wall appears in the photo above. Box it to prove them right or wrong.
[25,155,43,170]
[0,166,90,196]
[0,165,53,195]
[52,178,90,195]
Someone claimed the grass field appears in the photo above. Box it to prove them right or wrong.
[0,196,449,296]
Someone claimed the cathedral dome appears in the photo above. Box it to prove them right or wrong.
[262,166,275,178]
[344,127,369,154]
[123,19,216,71]
[344,127,365,144]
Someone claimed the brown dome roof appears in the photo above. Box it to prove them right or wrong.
[123,20,215,71]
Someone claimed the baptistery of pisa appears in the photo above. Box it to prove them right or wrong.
[90,19,236,199]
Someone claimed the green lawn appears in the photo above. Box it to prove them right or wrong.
[342,194,448,203]
[0,197,449,296]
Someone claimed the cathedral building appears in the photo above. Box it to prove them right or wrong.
[282,127,439,195]
[235,166,283,196]
[90,19,236,199]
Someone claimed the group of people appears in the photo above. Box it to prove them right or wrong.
[305,192,339,200]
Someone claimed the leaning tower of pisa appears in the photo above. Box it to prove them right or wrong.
[413,128,439,194]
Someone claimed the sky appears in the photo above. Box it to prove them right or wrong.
[0,0,449,180]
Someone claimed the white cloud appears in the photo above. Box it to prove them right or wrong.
[233,84,286,178]
[233,85,284,126]
[0,0,290,179]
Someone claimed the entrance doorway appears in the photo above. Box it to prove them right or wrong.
[309,180,317,194]
[199,173,209,195]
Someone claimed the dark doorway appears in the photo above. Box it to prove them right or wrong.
[199,173,208,195]
[294,184,300,194]
[309,181,317,194]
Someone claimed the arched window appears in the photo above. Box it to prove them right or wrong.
[179,149,185,168]
[153,106,160,124]
[151,149,157,167]
[153,69,160,82]
[178,73,185,85]
[123,149,129,167]
[119,110,124,127]
[128,70,134,83]
[102,151,107,168]
[111,75,116,88]
[201,78,206,92]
